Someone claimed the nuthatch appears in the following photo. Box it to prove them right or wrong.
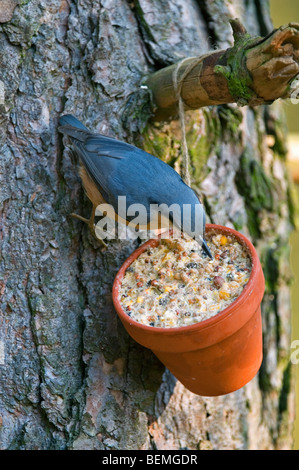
[58,114,212,258]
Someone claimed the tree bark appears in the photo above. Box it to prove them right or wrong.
[0,0,295,450]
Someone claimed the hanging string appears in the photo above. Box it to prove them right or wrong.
[172,54,211,188]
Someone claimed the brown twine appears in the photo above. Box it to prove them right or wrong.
[172,54,211,187]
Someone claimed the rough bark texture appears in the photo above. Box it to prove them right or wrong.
[0,0,296,450]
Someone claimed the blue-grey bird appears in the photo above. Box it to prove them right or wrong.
[58,114,212,258]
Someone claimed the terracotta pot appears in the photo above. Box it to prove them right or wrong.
[112,224,265,396]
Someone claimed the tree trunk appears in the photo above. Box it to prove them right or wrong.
[0,0,295,450]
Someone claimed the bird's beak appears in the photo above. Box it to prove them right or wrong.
[201,237,213,259]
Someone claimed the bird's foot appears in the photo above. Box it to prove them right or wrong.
[71,209,108,249]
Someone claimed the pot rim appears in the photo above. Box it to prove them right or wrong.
[112,224,263,336]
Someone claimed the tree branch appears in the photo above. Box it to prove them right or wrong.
[145,20,299,121]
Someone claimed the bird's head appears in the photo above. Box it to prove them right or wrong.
[161,185,213,259]
[180,200,212,259]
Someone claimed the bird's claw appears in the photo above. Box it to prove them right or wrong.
[71,209,108,249]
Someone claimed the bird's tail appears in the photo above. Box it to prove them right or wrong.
[58,114,88,130]
[58,114,90,141]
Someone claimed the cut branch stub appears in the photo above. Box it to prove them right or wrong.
[145,51,233,121]
[145,21,299,121]
[246,23,299,104]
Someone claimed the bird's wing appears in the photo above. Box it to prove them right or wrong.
[61,125,188,213]
[83,137,186,205]
[72,140,115,202]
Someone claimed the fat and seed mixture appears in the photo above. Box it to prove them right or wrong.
[119,231,252,328]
